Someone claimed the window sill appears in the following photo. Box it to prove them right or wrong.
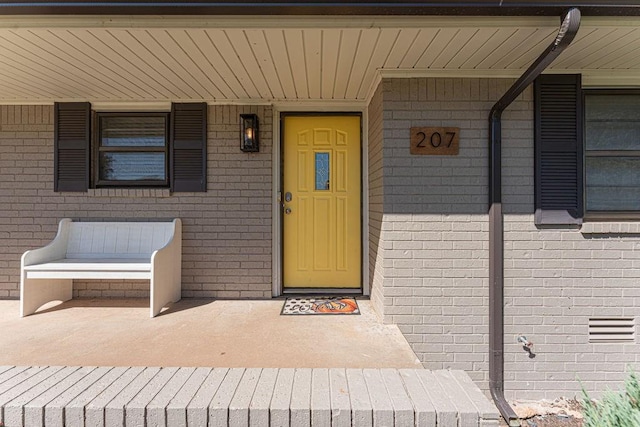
[88,188,171,198]
[581,222,640,235]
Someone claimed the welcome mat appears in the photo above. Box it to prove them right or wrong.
[281,297,360,315]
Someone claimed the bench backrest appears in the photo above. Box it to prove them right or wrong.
[66,221,176,259]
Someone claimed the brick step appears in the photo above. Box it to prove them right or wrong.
[0,366,499,426]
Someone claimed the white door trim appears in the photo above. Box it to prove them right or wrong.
[272,104,370,297]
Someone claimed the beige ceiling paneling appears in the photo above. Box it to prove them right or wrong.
[189,29,247,99]
[74,29,164,98]
[491,28,554,69]
[333,29,361,99]
[476,28,539,69]
[303,29,322,100]
[345,29,379,100]
[0,31,113,98]
[383,28,420,69]
[152,30,224,99]
[165,29,230,98]
[226,29,273,99]
[264,29,297,99]
[8,31,115,98]
[91,29,186,98]
[320,29,341,100]
[457,28,517,69]
[151,28,221,98]
[426,28,478,69]
[577,28,640,69]
[0,70,51,98]
[0,16,639,103]
[553,28,636,70]
[285,29,310,99]
[397,28,434,68]
[212,29,265,99]
[101,29,185,99]
[444,28,497,69]
[52,29,160,99]
[0,81,33,99]
[500,28,556,69]
[245,29,286,99]
[619,50,640,69]
[583,28,640,69]
[355,28,397,100]
[0,43,84,99]
[413,28,455,68]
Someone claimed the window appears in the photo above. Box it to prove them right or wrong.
[54,102,207,193]
[94,113,169,187]
[584,91,640,216]
[535,77,640,224]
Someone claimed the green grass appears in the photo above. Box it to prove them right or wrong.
[582,370,640,427]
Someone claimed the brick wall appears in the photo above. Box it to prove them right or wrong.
[374,78,501,390]
[368,84,385,319]
[374,77,640,399]
[0,105,272,299]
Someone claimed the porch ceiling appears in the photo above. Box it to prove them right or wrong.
[0,16,639,104]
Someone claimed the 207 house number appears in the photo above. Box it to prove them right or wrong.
[410,127,460,155]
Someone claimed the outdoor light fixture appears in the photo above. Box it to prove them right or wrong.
[240,113,259,152]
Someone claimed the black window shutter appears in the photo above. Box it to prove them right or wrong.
[534,74,583,226]
[54,102,90,192]
[171,102,207,192]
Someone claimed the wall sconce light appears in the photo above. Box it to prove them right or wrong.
[240,114,259,152]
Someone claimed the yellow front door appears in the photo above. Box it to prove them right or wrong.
[283,115,361,289]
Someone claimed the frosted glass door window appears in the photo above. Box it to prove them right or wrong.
[315,152,330,190]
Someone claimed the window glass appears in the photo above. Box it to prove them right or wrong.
[96,114,168,186]
[585,93,640,214]
[585,95,640,151]
[586,122,640,151]
[315,152,330,191]
[99,152,166,181]
[101,117,166,147]
[586,158,640,211]
[585,95,640,121]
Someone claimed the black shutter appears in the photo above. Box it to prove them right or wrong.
[54,102,90,192]
[534,74,583,226]
[171,103,207,192]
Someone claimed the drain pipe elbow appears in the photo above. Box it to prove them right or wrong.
[488,8,580,427]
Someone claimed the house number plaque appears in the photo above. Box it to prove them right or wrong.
[410,127,460,155]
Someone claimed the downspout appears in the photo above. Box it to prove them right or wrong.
[488,8,580,426]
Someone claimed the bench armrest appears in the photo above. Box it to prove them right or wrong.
[21,218,73,268]
[152,218,182,256]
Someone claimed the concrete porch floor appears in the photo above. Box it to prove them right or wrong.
[0,298,423,369]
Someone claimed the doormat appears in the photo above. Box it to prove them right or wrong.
[281,297,360,315]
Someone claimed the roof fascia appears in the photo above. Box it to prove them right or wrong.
[0,1,639,16]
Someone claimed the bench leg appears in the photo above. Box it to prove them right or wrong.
[150,276,181,318]
[20,278,73,317]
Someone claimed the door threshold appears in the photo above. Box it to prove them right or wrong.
[282,288,363,296]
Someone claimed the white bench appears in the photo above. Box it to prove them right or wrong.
[20,219,182,318]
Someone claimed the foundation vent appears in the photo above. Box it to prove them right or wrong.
[589,318,635,343]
